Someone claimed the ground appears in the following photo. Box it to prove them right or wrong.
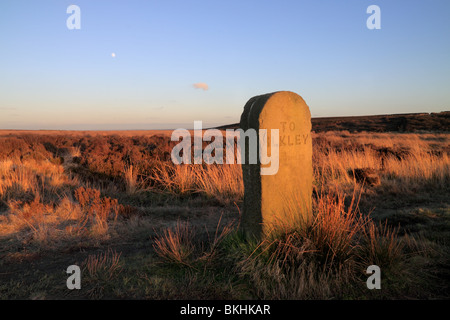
[0,128,448,300]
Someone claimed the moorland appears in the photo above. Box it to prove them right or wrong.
[0,112,448,299]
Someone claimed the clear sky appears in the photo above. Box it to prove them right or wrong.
[1,0,449,130]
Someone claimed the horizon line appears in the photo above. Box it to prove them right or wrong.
[1,111,448,132]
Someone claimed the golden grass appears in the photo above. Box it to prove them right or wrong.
[315,131,447,152]
[148,132,448,202]
[250,189,368,267]
[153,220,196,266]
[150,163,243,203]
[0,161,119,240]
[358,221,405,268]
[123,165,138,194]
[313,132,449,193]
[151,164,198,195]
[0,159,68,199]
[194,164,243,203]
[83,248,122,280]
[0,131,447,299]
[0,131,447,258]
[153,216,234,268]
[81,248,123,299]
[383,152,449,186]
[236,189,410,299]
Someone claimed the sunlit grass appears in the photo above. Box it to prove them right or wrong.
[149,162,243,204]
[0,131,448,299]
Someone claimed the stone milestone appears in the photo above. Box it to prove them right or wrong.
[239,91,313,238]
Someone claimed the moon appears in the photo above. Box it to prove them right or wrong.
[111,52,116,58]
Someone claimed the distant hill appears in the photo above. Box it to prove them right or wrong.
[215,111,450,133]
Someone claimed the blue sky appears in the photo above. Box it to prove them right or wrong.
[1,0,449,130]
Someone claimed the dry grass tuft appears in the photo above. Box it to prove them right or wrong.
[82,248,123,299]
[123,165,138,194]
[357,221,405,268]
[150,163,243,204]
[153,220,196,267]
[83,248,123,280]
[153,216,235,268]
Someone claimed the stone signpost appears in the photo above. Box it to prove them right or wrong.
[240,91,313,238]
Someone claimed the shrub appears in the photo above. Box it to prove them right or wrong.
[74,187,121,234]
